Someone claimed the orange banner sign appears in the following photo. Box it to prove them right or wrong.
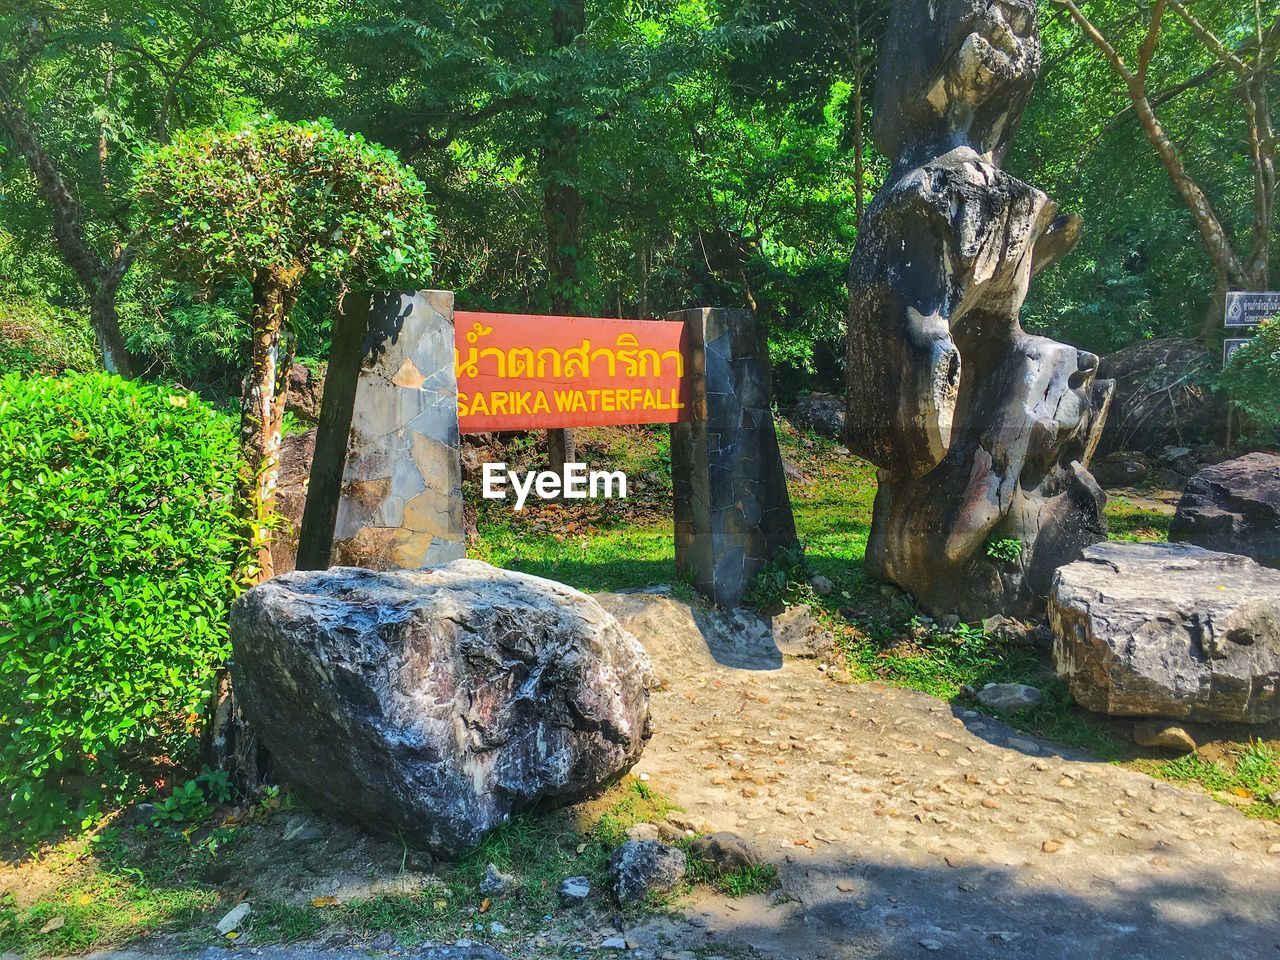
[454,311,691,433]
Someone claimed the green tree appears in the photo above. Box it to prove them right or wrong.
[133,116,434,579]
[1051,0,1278,335]
[1221,318,1280,439]
[0,0,308,376]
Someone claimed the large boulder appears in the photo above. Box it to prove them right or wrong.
[1169,452,1280,569]
[230,560,654,855]
[785,391,845,440]
[1049,542,1280,723]
[1095,339,1222,457]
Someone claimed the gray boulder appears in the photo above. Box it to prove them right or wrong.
[688,831,760,875]
[1169,452,1280,569]
[1049,542,1280,723]
[786,392,845,440]
[230,560,654,856]
[1095,338,1221,456]
[608,839,687,903]
[1090,451,1149,487]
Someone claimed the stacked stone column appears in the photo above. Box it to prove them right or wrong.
[297,290,465,571]
[669,307,799,606]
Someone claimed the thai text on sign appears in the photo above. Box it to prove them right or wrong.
[453,311,691,433]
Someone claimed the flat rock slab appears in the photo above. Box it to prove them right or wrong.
[1049,542,1280,722]
[1170,451,1280,568]
[230,559,653,855]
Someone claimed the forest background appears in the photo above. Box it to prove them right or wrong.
[0,0,1271,401]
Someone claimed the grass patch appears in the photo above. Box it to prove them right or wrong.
[684,857,779,898]
[1104,496,1173,542]
[0,779,715,958]
[1137,741,1280,820]
[0,869,219,957]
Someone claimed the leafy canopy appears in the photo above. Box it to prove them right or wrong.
[1221,319,1280,438]
[132,116,435,286]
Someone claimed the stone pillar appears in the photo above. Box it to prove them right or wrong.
[669,307,799,607]
[297,290,464,571]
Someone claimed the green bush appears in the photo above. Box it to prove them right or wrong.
[0,373,244,842]
[1221,318,1280,440]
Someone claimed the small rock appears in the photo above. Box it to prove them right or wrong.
[810,574,834,596]
[688,832,760,875]
[936,614,961,632]
[977,683,1043,712]
[608,840,687,903]
[479,863,513,895]
[601,937,628,950]
[1161,446,1193,463]
[1007,737,1040,754]
[1132,720,1197,753]
[559,876,591,905]
[919,940,944,952]
[626,822,662,842]
[1042,839,1064,854]
[216,901,251,935]
[282,815,326,842]
[1091,452,1149,487]
[1267,842,1280,855]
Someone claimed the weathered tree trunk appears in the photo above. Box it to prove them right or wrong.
[239,264,304,583]
[845,0,1113,620]
[208,263,302,795]
[851,7,866,230]
[89,281,133,376]
[0,87,136,377]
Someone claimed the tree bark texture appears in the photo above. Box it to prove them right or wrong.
[845,0,1113,620]
[0,88,136,376]
[240,265,304,583]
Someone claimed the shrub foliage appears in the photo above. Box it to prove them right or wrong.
[0,373,244,840]
[132,115,435,288]
[1221,318,1280,439]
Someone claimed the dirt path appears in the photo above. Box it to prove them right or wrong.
[600,591,1280,960]
[33,590,1280,960]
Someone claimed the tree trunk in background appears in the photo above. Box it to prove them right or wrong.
[1056,0,1277,344]
[852,6,865,230]
[0,89,137,377]
[89,281,133,375]
[239,264,304,584]
[543,0,586,477]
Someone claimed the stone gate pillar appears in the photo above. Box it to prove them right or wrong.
[668,307,799,606]
[297,290,465,571]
